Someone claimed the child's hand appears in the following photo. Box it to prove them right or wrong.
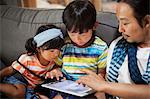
[45,68,64,81]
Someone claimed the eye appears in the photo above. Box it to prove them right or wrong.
[80,32,87,36]
[70,34,76,36]
[123,23,129,25]
[69,33,76,37]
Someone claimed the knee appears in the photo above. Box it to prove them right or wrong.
[11,84,26,98]
[12,90,25,97]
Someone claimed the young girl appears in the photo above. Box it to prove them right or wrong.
[0,24,65,99]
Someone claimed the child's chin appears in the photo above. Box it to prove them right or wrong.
[76,43,86,46]
[76,44,85,47]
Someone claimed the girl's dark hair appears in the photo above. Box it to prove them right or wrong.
[62,0,96,34]
[25,25,65,55]
[117,0,149,27]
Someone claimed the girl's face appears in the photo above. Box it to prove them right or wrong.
[68,29,93,46]
[116,3,148,43]
[40,49,60,62]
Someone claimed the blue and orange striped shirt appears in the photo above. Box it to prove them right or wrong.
[12,54,54,88]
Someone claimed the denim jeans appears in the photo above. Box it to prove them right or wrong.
[3,75,26,85]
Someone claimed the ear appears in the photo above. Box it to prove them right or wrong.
[93,21,99,30]
[143,15,150,28]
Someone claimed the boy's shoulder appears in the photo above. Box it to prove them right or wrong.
[94,36,107,47]
[62,36,108,49]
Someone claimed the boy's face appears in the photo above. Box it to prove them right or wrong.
[68,29,93,47]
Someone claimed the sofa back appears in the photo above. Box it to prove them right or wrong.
[0,5,119,65]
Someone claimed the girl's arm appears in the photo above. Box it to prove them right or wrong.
[45,68,63,80]
[97,45,108,78]
[0,66,16,81]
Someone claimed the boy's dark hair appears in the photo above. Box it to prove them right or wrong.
[118,0,149,27]
[62,0,96,34]
[25,24,65,55]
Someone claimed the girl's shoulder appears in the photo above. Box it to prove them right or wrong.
[18,53,36,63]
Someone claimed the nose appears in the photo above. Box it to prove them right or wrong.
[74,36,82,43]
[118,24,125,33]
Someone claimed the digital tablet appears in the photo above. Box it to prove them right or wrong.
[41,80,94,97]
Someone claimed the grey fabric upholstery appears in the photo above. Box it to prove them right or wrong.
[96,12,120,45]
[0,60,5,70]
[0,5,119,66]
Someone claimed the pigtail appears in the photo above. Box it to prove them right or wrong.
[25,38,37,55]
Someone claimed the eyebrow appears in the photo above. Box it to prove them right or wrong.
[119,18,129,21]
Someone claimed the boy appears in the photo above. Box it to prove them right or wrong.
[49,0,108,98]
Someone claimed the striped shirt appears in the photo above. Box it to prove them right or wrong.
[12,54,54,88]
[106,37,150,84]
[60,36,108,80]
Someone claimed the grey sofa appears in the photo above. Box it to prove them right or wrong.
[0,5,119,67]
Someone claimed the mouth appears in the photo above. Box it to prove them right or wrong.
[122,33,129,39]
[71,41,86,47]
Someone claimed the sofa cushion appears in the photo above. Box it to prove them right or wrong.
[96,12,120,45]
[0,60,6,70]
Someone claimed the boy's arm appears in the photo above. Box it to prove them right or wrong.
[98,68,106,78]
[0,66,16,81]
[97,46,108,78]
